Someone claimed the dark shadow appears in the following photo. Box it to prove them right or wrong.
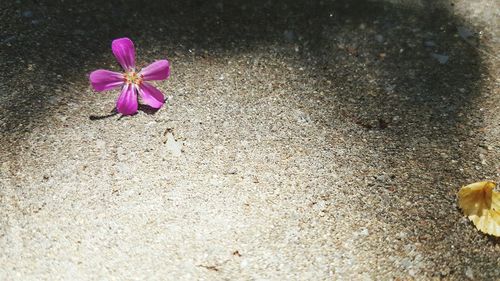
[89,109,118,120]
[0,0,496,278]
[138,104,161,115]
[87,103,158,120]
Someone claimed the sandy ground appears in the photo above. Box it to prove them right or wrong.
[0,0,499,280]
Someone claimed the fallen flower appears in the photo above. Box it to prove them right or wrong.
[458,181,500,237]
[89,37,170,115]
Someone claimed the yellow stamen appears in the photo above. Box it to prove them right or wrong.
[123,71,143,85]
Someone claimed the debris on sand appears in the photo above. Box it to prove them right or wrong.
[458,181,500,237]
[431,53,449,64]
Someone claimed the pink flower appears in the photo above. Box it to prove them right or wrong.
[89,38,170,115]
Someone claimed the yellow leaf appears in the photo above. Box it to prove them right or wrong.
[458,181,500,237]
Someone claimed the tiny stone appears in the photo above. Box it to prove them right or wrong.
[409,268,417,277]
[459,217,469,224]
[479,154,487,165]
[465,267,474,279]
[385,84,396,93]
[22,10,33,18]
[400,258,412,269]
[457,26,473,39]
[431,53,449,64]
[424,40,436,47]
[283,30,295,41]
[441,267,450,276]
[165,132,183,156]
[396,231,407,239]
[359,228,369,236]
[376,174,388,181]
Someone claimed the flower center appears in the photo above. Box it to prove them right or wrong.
[123,71,143,85]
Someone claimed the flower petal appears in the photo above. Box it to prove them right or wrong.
[138,82,165,109]
[112,37,136,71]
[458,181,500,237]
[139,60,170,81]
[116,83,138,115]
[89,69,124,92]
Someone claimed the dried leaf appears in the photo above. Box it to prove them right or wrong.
[458,181,500,237]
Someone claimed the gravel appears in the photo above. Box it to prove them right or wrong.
[1,0,499,280]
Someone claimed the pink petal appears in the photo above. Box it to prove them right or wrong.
[138,82,165,109]
[89,69,124,92]
[112,37,136,71]
[139,60,170,81]
[116,83,138,115]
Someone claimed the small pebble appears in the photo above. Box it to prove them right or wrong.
[424,40,436,47]
[283,30,295,41]
[457,26,473,40]
[431,53,449,64]
[227,167,238,175]
[165,132,183,156]
[359,228,369,236]
[22,10,33,18]
[465,267,474,279]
